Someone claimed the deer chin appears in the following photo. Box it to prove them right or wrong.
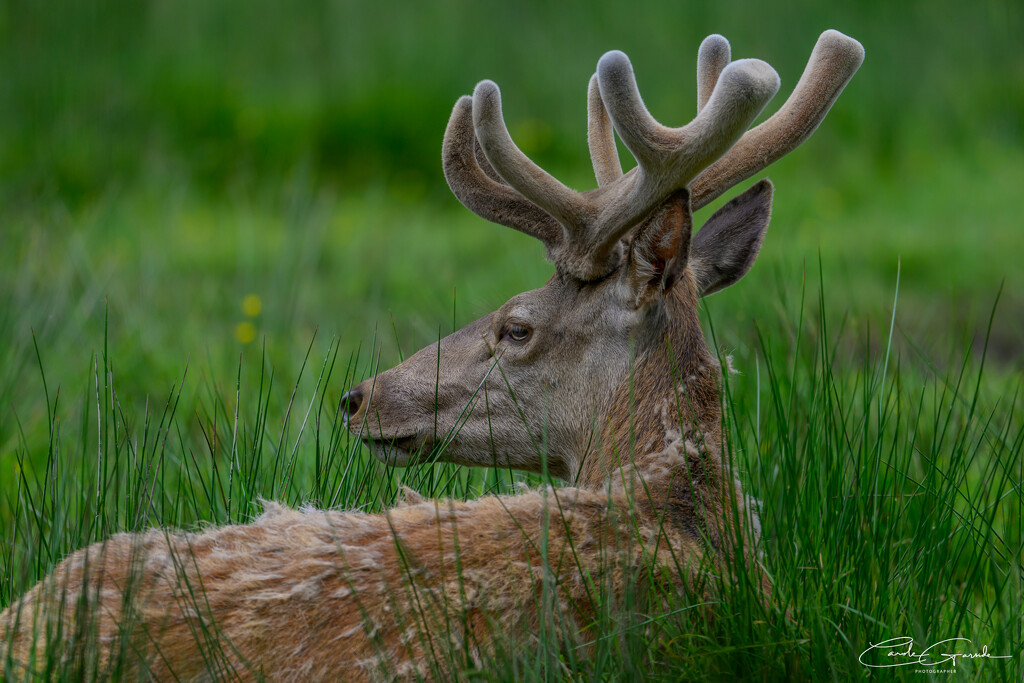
[362,435,421,467]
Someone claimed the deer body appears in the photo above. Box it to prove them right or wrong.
[1,475,720,681]
[1,31,863,681]
[3,271,744,681]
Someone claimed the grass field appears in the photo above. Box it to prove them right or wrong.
[1,0,1022,679]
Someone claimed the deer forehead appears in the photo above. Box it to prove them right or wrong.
[502,277,638,330]
[502,304,534,321]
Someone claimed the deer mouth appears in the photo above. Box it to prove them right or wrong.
[361,435,422,467]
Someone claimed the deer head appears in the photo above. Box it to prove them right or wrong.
[343,31,863,484]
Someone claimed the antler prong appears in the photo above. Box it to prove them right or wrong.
[587,74,622,188]
[594,51,676,172]
[691,29,865,209]
[696,34,730,113]
[673,58,781,172]
[473,134,507,185]
[472,80,585,231]
[442,96,562,246]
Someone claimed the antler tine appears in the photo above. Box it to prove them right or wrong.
[472,80,588,232]
[696,34,730,113]
[594,50,676,172]
[691,29,865,210]
[589,52,780,255]
[473,132,506,185]
[587,73,623,188]
[588,33,732,188]
[442,96,562,246]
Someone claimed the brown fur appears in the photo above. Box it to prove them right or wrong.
[0,268,760,681]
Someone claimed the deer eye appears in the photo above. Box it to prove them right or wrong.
[505,324,531,343]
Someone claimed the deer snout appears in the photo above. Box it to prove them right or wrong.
[340,385,364,424]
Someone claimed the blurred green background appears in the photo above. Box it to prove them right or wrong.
[1,0,1022,474]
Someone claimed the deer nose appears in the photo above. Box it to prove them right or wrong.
[340,386,364,422]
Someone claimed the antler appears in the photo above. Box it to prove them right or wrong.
[585,32,731,191]
[443,30,864,281]
[441,97,563,246]
[689,30,864,209]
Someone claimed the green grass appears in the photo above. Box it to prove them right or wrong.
[1,0,1022,678]
[1,218,1021,678]
[1,158,1022,681]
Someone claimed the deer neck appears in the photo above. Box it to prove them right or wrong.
[578,270,724,494]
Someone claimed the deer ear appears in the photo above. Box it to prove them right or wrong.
[627,190,691,308]
[689,179,773,296]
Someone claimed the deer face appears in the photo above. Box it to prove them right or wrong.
[343,271,638,478]
[344,183,774,478]
[341,32,862,479]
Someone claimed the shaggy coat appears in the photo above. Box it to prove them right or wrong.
[0,273,762,681]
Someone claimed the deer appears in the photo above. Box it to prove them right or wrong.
[1,30,863,681]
